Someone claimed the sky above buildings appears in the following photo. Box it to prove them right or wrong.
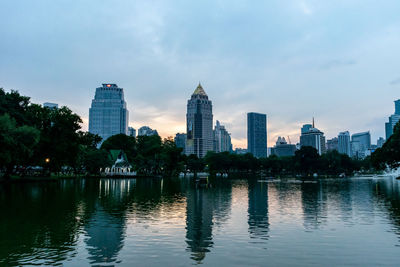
[1,0,400,148]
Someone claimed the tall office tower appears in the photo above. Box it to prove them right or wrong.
[89,83,129,143]
[351,131,371,159]
[338,131,351,156]
[299,119,326,155]
[377,137,385,148]
[247,112,267,158]
[128,127,136,137]
[174,133,187,151]
[385,99,400,139]
[186,83,214,158]
[214,120,232,153]
[326,137,339,152]
[138,126,158,136]
[43,102,58,109]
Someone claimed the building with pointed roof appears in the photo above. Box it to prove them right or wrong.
[186,83,214,158]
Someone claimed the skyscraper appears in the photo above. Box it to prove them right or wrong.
[214,120,232,153]
[299,119,326,155]
[338,131,351,156]
[385,99,400,140]
[186,83,214,158]
[89,84,129,143]
[247,112,267,158]
[351,131,371,159]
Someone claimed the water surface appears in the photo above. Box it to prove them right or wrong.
[1,176,400,266]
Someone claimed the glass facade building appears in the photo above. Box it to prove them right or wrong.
[247,112,267,158]
[338,131,351,156]
[186,83,214,158]
[89,84,129,143]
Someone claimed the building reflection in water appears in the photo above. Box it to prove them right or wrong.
[185,179,232,263]
[247,180,269,241]
[301,182,328,230]
[83,179,136,265]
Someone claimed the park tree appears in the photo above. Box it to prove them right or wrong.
[371,122,400,170]
[0,114,40,178]
[160,137,184,176]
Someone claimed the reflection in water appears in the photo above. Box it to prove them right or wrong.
[247,180,269,241]
[2,177,400,266]
[301,182,328,230]
[185,179,232,263]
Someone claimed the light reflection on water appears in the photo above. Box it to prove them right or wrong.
[1,177,400,266]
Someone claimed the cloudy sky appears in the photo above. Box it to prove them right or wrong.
[1,0,400,148]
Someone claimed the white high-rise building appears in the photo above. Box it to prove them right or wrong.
[89,83,129,143]
[186,83,214,158]
[338,131,351,157]
[214,120,232,153]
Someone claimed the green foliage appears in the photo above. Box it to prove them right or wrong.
[371,122,400,170]
[101,134,137,163]
[0,114,40,177]
[83,149,112,175]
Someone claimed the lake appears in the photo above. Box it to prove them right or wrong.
[1,176,400,266]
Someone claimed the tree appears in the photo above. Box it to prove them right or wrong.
[0,114,40,178]
[294,146,321,176]
[371,122,400,170]
[101,134,137,163]
[160,137,184,176]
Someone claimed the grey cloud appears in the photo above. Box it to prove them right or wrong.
[390,77,400,85]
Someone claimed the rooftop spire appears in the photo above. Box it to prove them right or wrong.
[192,82,207,96]
[312,117,315,128]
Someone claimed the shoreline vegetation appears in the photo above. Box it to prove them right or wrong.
[0,88,398,182]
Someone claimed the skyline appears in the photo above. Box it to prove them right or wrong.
[1,0,400,147]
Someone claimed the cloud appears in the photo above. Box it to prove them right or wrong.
[390,77,400,85]
[319,60,357,70]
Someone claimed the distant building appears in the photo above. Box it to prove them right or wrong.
[214,120,232,153]
[270,137,296,157]
[138,126,158,136]
[351,131,371,159]
[338,131,351,156]
[326,137,338,152]
[186,83,214,158]
[43,102,58,109]
[247,112,267,158]
[299,119,326,155]
[128,127,136,137]
[377,137,385,148]
[234,148,248,155]
[301,124,312,134]
[385,99,400,140]
[89,83,129,143]
[174,133,187,151]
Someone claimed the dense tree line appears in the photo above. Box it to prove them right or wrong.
[201,147,370,177]
[371,122,400,171]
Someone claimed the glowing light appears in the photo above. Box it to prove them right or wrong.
[45,158,50,163]
[106,84,111,87]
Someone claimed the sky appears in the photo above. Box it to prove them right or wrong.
[1,0,400,148]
